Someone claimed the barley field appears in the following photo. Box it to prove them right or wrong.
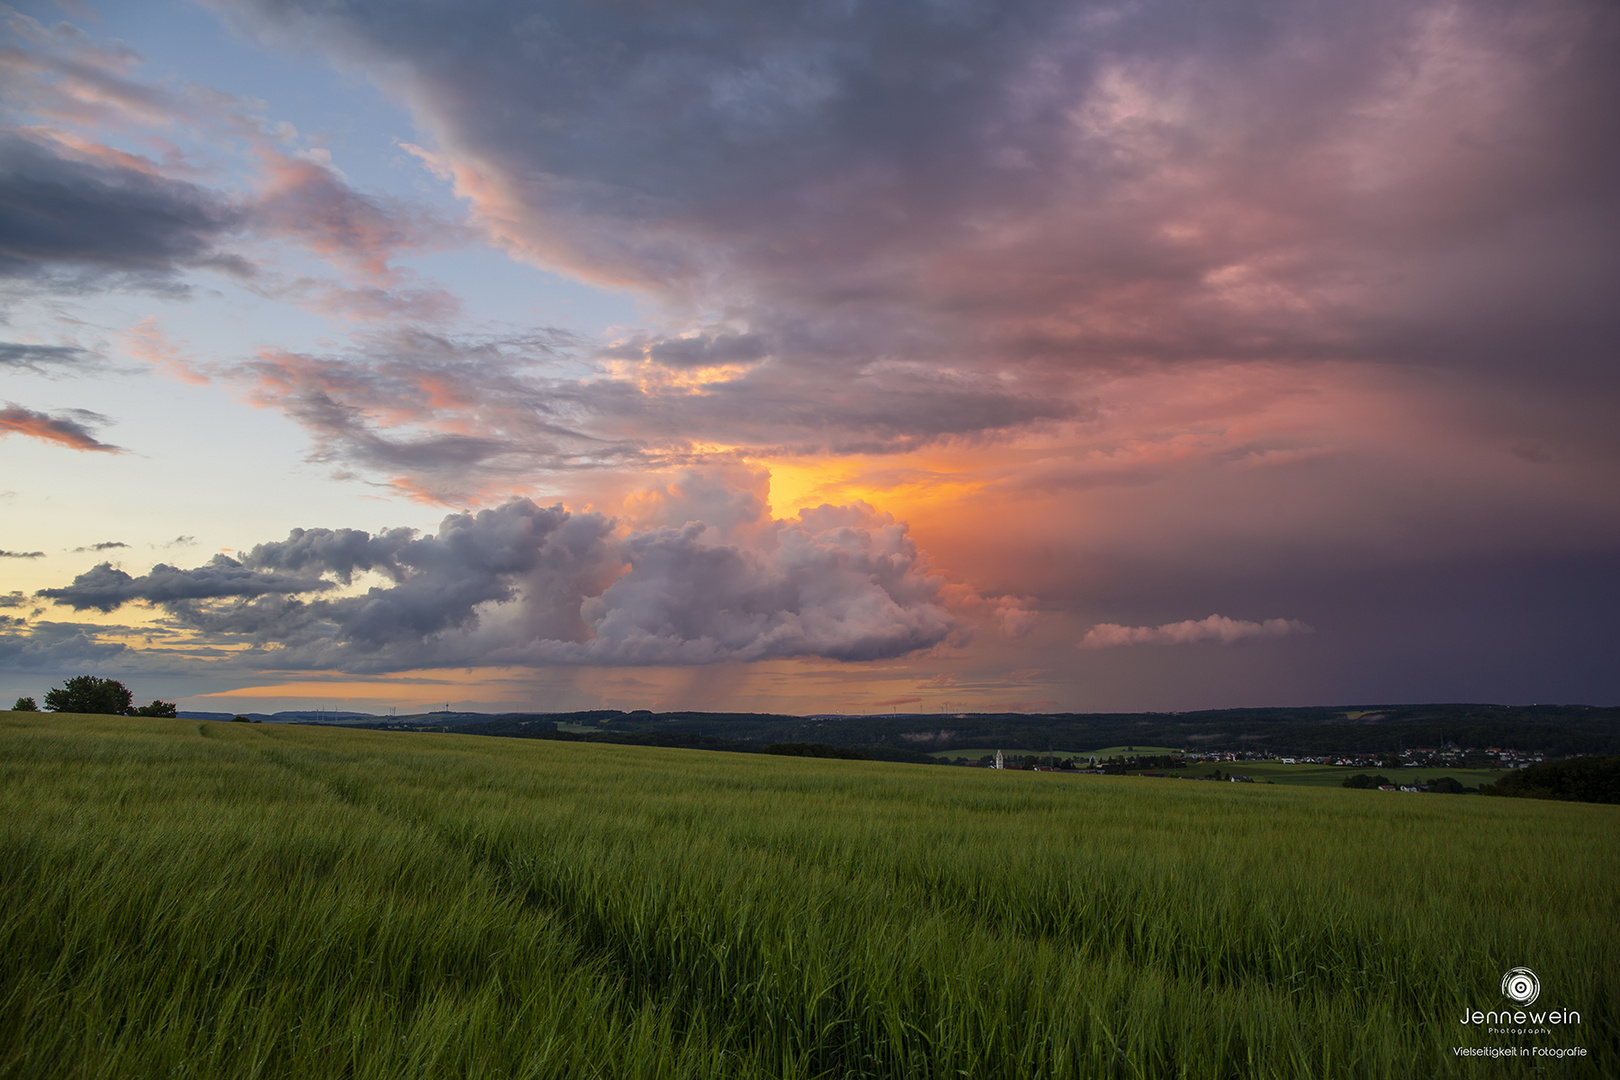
[1,712,1615,1079]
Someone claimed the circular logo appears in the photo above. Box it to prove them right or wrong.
[1501,967,1540,1007]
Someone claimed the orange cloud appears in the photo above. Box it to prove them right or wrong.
[0,404,122,453]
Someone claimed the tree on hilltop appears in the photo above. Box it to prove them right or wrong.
[12,696,38,711]
[41,676,178,717]
[44,676,134,715]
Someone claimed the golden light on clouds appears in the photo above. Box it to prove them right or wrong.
[761,454,989,520]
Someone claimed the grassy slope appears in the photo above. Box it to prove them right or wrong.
[1,712,1614,1079]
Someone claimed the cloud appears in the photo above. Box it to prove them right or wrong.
[31,480,957,671]
[73,541,129,552]
[0,402,122,452]
[119,317,209,385]
[992,597,1038,639]
[1,21,463,314]
[232,330,605,502]
[0,621,128,670]
[570,501,955,665]
[0,130,249,288]
[221,0,1619,384]
[0,128,454,313]
[0,550,45,559]
[217,325,1071,503]
[151,0,1614,541]
[0,340,96,373]
[250,148,462,285]
[1079,614,1312,649]
[38,556,334,613]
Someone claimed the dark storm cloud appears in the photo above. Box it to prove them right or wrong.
[0,131,249,286]
[0,402,122,452]
[223,0,1620,384]
[28,489,957,671]
[179,0,1620,527]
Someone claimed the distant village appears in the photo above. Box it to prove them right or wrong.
[960,745,1543,767]
[953,744,1549,792]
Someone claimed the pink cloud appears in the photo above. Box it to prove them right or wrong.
[119,317,209,385]
[993,597,1039,638]
[1079,615,1311,649]
[0,403,122,452]
[250,148,458,286]
[17,125,166,175]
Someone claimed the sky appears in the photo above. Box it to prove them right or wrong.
[2,0,1617,716]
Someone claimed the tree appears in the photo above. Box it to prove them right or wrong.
[133,700,178,718]
[11,696,38,712]
[43,676,134,715]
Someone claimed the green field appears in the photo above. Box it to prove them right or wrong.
[2,712,1615,1079]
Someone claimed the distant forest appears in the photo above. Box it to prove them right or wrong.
[317,703,1620,762]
